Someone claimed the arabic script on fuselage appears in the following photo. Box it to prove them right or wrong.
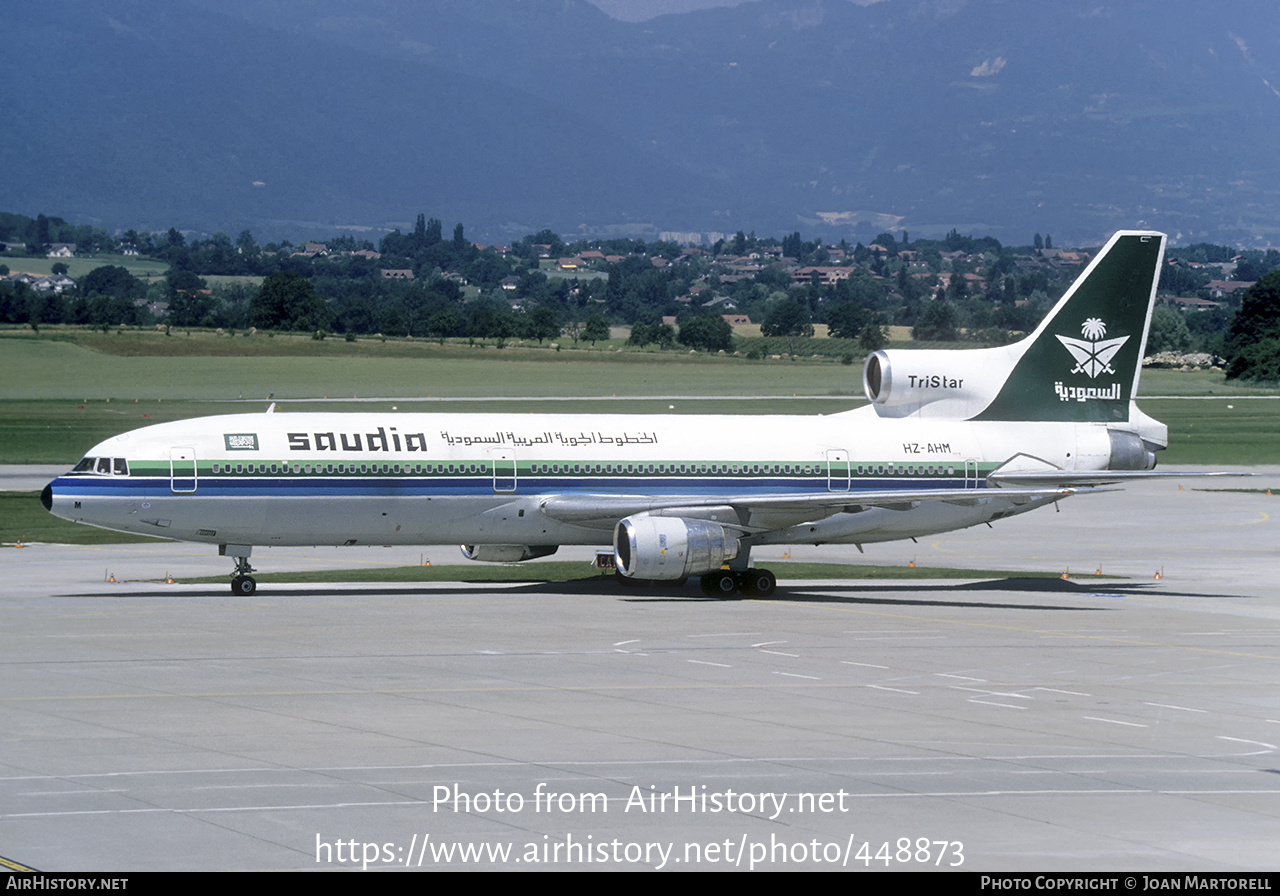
[439,430,658,449]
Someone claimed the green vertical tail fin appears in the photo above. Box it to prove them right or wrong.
[974,231,1166,422]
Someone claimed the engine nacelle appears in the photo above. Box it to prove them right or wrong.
[1107,429,1157,470]
[863,346,1019,419]
[613,515,738,580]
[460,544,559,563]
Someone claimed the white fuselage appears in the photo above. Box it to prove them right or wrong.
[45,406,1112,551]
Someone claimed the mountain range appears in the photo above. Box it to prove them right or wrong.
[5,0,1279,246]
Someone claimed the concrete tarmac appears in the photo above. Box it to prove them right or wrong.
[2,472,1278,871]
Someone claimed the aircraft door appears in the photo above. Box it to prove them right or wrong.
[491,449,516,493]
[826,449,850,492]
[964,459,978,489]
[170,447,197,493]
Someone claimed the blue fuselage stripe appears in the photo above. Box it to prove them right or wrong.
[51,475,978,499]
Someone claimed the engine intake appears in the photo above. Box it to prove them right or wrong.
[613,515,738,580]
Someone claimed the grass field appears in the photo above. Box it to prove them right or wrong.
[2,329,1276,465]
[0,493,171,545]
[3,254,170,280]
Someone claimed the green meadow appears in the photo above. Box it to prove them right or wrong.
[2,328,1276,467]
[4,253,170,281]
[6,327,1274,584]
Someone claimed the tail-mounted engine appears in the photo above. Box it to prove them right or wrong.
[613,515,739,580]
[863,346,1018,419]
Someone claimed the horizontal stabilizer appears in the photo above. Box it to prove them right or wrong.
[989,470,1249,488]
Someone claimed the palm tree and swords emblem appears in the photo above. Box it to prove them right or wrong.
[1055,317,1130,379]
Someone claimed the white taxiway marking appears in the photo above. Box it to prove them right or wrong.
[1084,717,1148,728]
[1144,702,1207,713]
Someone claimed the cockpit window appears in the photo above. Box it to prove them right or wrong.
[73,456,129,475]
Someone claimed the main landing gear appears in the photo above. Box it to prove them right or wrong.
[699,568,777,598]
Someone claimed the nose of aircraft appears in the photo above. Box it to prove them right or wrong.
[41,482,53,511]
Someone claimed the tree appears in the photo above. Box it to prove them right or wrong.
[628,321,675,348]
[781,231,803,260]
[858,317,888,352]
[427,309,461,339]
[1146,305,1191,354]
[678,314,733,352]
[81,265,142,300]
[249,271,331,331]
[1225,271,1280,380]
[581,314,610,345]
[826,302,872,340]
[467,297,517,339]
[911,300,959,342]
[77,265,146,326]
[760,300,813,338]
[521,305,560,343]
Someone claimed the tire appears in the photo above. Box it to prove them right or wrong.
[741,569,777,597]
[700,571,739,597]
[232,575,257,595]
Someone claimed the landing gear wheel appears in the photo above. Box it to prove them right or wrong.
[229,552,257,594]
[740,568,777,597]
[700,571,739,598]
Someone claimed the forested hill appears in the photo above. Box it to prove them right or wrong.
[4,0,1280,246]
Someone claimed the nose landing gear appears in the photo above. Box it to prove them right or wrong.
[221,544,257,595]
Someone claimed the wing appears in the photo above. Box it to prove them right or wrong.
[539,485,1077,533]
